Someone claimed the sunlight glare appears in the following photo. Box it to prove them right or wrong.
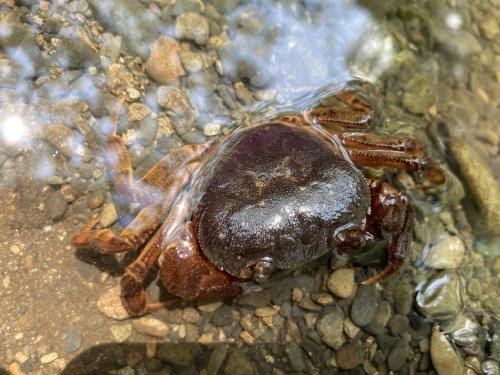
[1,115,27,145]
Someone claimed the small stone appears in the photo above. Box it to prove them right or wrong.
[212,304,234,326]
[388,314,410,337]
[99,203,118,227]
[416,271,463,320]
[351,285,379,327]
[316,304,345,349]
[175,13,210,45]
[180,50,204,74]
[327,268,355,298]
[40,352,58,364]
[449,138,500,235]
[239,330,255,344]
[97,286,130,320]
[10,242,23,255]
[255,306,278,317]
[55,26,99,68]
[128,103,151,122]
[344,317,361,338]
[157,86,190,115]
[431,326,464,375]
[292,288,303,302]
[182,307,201,323]
[479,18,499,40]
[145,36,185,84]
[60,184,76,203]
[491,257,500,276]
[336,341,363,370]
[8,362,23,375]
[197,300,223,312]
[424,235,465,269]
[202,122,221,137]
[207,345,228,375]
[110,323,132,342]
[392,279,414,315]
[387,339,409,371]
[48,176,66,185]
[224,351,255,375]
[402,74,434,114]
[157,343,200,367]
[132,316,169,337]
[482,360,500,375]
[126,351,143,367]
[46,190,68,221]
[87,191,105,209]
[64,329,82,352]
[311,292,334,306]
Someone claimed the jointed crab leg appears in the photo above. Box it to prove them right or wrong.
[362,179,414,285]
[304,90,373,129]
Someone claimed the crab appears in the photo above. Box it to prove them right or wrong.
[72,88,445,316]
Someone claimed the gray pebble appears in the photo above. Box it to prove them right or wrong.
[46,190,68,221]
[212,304,234,326]
[224,350,256,375]
[416,271,463,320]
[285,342,306,372]
[387,339,409,371]
[392,279,414,315]
[64,329,82,353]
[157,343,200,367]
[315,304,345,349]
[207,345,228,375]
[351,285,379,327]
[388,314,410,337]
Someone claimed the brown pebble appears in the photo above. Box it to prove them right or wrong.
[145,36,185,84]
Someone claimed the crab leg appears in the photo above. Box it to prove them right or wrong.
[72,171,190,253]
[361,179,414,285]
[304,90,373,129]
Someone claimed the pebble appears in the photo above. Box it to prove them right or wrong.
[132,316,169,337]
[482,360,500,375]
[255,306,278,317]
[46,190,68,221]
[207,345,228,375]
[55,26,99,68]
[316,304,345,349]
[110,323,132,342]
[239,330,255,345]
[286,342,306,372]
[156,343,200,367]
[40,352,58,364]
[416,271,463,320]
[224,351,255,375]
[336,341,363,369]
[430,326,464,375]
[126,351,143,367]
[157,86,191,115]
[99,203,118,227]
[423,235,465,269]
[387,339,409,371]
[402,74,434,114]
[388,314,410,337]
[60,184,76,203]
[145,36,185,84]
[392,279,414,315]
[442,312,480,347]
[212,304,234,326]
[351,285,379,327]
[344,317,360,338]
[182,307,201,323]
[128,103,151,122]
[479,17,499,40]
[327,268,355,298]
[175,13,210,45]
[87,190,105,209]
[42,123,78,158]
[96,286,129,320]
[180,50,204,74]
[202,122,221,137]
[64,329,82,353]
[449,138,500,235]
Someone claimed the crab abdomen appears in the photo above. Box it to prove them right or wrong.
[193,122,370,277]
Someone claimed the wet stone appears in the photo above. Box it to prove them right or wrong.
[442,312,480,347]
[64,329,82,353]
[224,350,255,375]
[97,286,130,320]
[132,316,170,337]
[110,323,132,342]
[351,285,379,327]
[316,304,345,349]
[423,235,465,269]
[416,271,463,320]
[431,327,464,375]
[482,360,500,375]
[336,341,363,370]
[157,86,191,116]
[402,74,434,114]
[55,26,99,68]
[327,268,355,298]
[392,279,414,316]
[146,36,185,85]
[207,345,228,375]
[157,343,200,367]
[286,342,306,372]
[388,314,410,337]
[87,190,105,209]
[212,304,234,326]
[46,190,68,221]
[99,203,118,227]
[180,51,204,74]
[175,13,210,46]
[387,339,409,371]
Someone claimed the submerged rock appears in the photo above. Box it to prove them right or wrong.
[416,271,463,320]
[145,36,185,84]
[423,235,465,269]
[430,326,464,375]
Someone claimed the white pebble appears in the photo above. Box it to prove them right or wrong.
[424,235,465,269]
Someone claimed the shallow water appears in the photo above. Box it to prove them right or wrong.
[0,0,499,374]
